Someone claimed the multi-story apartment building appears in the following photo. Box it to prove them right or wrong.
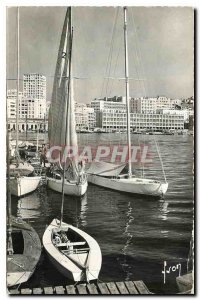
[156,108,194,123]
[23,73,46,119]
[7,89,23,118]
[130,96,174,114]
[96,109,184,131]
[23,73,46,100]
[75,103,96,129]
[91,97,127,113]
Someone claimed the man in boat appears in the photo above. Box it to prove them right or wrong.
[53,233,61,245]
[77,160,85,183]
[40,144,47,167]
[60,230,69,243]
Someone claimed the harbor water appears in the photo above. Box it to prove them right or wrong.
[10,132,194,294]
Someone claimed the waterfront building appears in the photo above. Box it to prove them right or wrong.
[23,73,46,100]
[75,103,96,130]
[96,109,184,131]
[23,73,46,119]
[7,89,23,118]
[130,96,174,114]
[156,108,194,123]
[7,89,46,120]
[91,97,127,113]
[7,117,48,132]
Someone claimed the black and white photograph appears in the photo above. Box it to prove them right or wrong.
[5,0,194,295]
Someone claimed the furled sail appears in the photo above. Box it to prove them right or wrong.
[87,161,126,177]
[48,8,77,164]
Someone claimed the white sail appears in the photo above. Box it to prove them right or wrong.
[88,161,126,177]
[48,9,77,163]
[47,7,87,196]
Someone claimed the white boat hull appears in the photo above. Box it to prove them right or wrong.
[88,175,168,197]
[47,177,88,196]
[43,219,102,282]
[10,162,34,176]
[10,176,41,197]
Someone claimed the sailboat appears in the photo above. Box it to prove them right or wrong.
[8,8,41,197]
[87,7,168,198]
[46,6,87,197]
[43,8,102,282]
[7,116,41,288]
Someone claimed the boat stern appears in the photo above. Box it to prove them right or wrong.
[160,182,168,195]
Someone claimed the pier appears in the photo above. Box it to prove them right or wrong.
[9,280,153,295]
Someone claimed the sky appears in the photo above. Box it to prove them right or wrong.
[6,6,194,103]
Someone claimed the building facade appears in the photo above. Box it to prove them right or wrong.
[23,73,46,119]
[7,118,48,132]
[7,89,23,118]
[75,103,96,130]
[96,109,184,131]
[156,108,193,123]
[91,97,126,113]
[130,96,174,114]
[23,73,46,100]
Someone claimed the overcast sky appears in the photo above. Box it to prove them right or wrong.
[6,6,194,103]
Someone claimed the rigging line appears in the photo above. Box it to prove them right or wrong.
[153,134,167,182]
[130,8,146,97]
[108,37,122,97]
[130,8,149,97]
[105,8,120,99]
[129,9,145,98]
[100,7,119,98]
[138,134,143,178]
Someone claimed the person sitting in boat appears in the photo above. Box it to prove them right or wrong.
[60,230,69,243]
[77,160,85,183]
[53,233,61,245]
[40,144,47,167]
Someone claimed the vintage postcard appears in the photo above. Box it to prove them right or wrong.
[5,2,194,295]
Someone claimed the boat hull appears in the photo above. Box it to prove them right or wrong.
[10,162,34,176]
[47,177,88,196]
[43,219,102,282]
[10,176,41,197]
[7,216,41,287]
[88,175,168,197]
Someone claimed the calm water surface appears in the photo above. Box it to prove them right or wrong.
[11,133,194,294]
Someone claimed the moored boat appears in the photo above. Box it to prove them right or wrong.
[87,7,168,198]
[10,175,41,197]
[46,4,87,197]
[43,7,102,283]
[7,216,41,287]
[43,218,102,282]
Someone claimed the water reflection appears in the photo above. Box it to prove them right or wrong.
[17,194,41,219]
[75,193,88,228]
[120,201,134,281]
[159,200,169,221]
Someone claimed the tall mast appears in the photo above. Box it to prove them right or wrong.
[6,78,13,254]
[60,7,72,226]
[16,7,19,151]
[123,7,132,178]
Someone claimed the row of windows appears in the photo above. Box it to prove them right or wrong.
[103,115,184,120]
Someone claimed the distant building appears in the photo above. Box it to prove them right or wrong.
[7,73,47,131]
[75,103,96,129]
[7,89,23,118]
[7,118,48,132]
[156,108,194,124]
[23,73,46,119]
[91,96,127,113]
[130,96,174,114]
[96,109,184,131]
[23,73,46,100]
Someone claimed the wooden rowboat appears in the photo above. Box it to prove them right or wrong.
[43,218,102,282]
